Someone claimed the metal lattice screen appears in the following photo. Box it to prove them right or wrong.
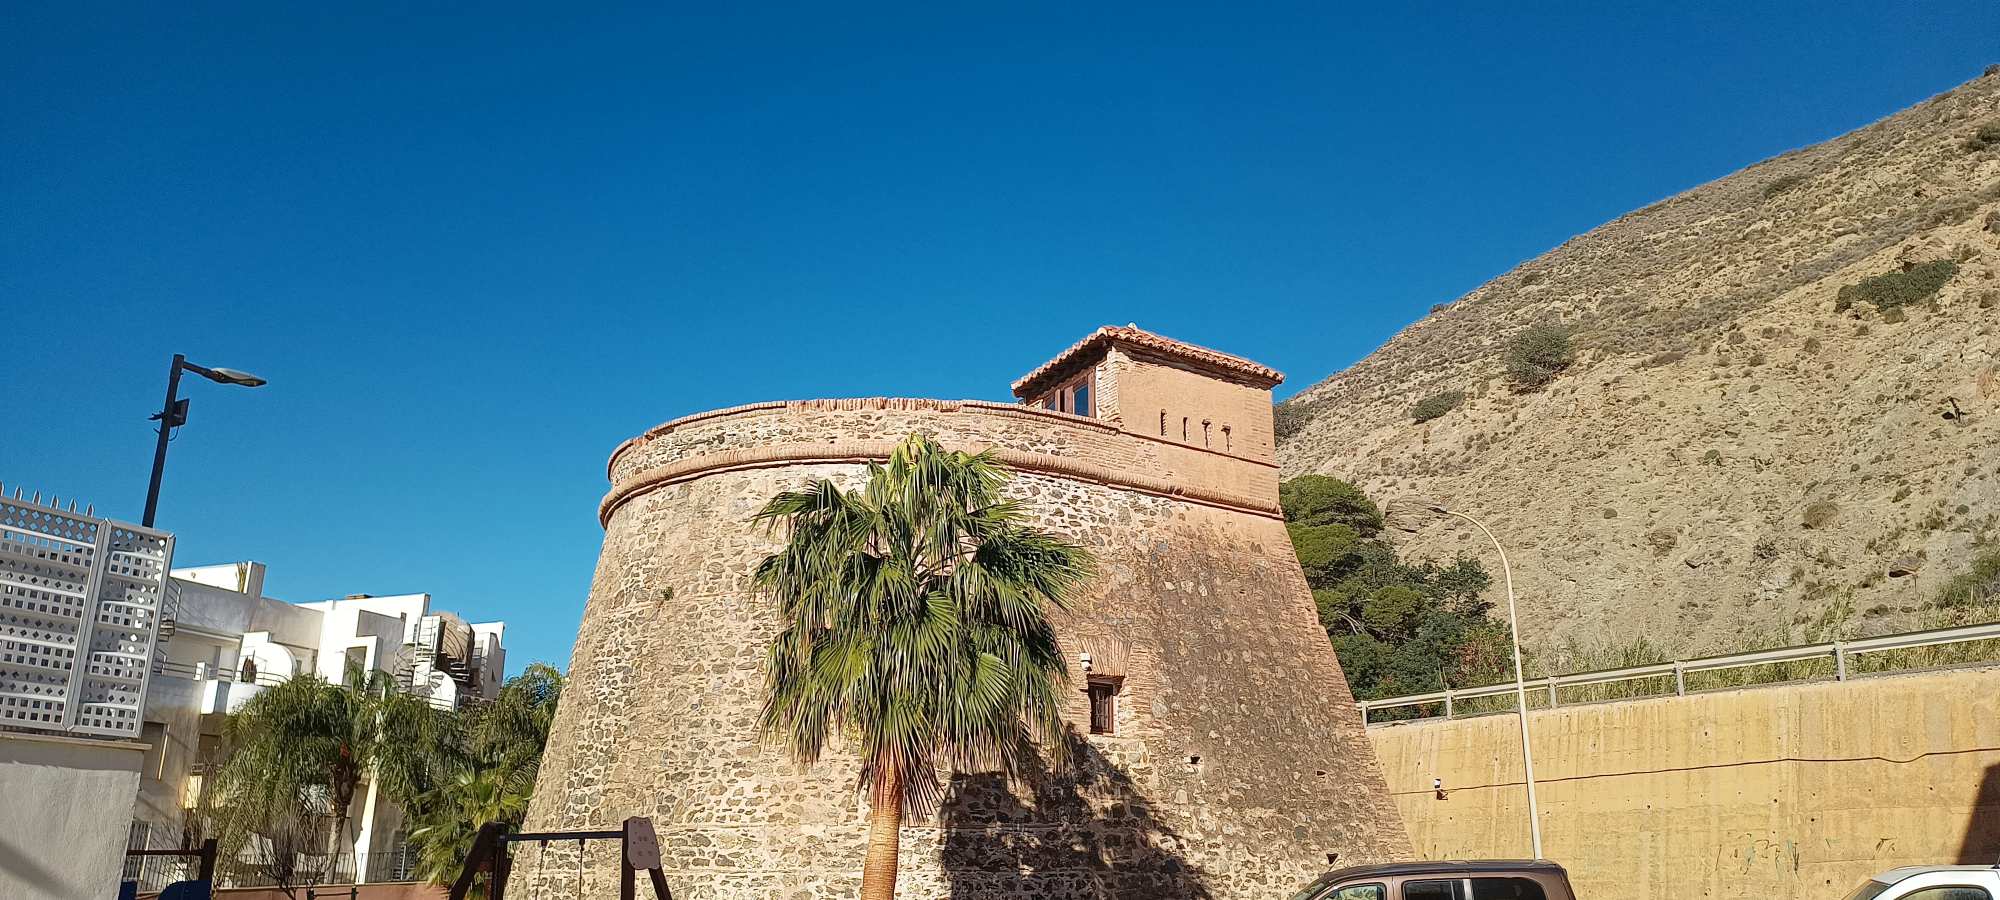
[0,491,173,737]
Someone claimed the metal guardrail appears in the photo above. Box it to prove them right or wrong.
[1358,620,2000,723]
[152,659,292,686]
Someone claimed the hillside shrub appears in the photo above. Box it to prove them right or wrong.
[1762,174,1807,198]
[1273,398,1323,441]
[1504,324,1575,391]
[1409,390,1465,423]
[1936,549,2000,608]
[1908,194,1982,232]
[1802,500,1840,529]
[1835,261,1958,311]
[1966,122,2000,152]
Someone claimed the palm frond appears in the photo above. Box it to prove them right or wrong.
[755,432,1095,818]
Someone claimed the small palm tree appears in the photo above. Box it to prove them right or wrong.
[407,767,533,889]
[753,433,1094,900]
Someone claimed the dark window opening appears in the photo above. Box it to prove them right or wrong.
[140,721,167,780]
[1403,881,1463,900]
[1086,678,1119,734]
[1470,878,1548,900]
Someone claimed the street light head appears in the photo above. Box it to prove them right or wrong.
[200,367,267,387]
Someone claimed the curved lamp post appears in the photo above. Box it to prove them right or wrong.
[142,354,267,527]
[1387,497,1544,859]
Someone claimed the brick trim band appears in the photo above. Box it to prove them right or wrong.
[605,397,1118,480]
[599,440,1284,526]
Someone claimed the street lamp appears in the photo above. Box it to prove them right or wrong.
[142,354,267,527]
[1387,497,1544,859]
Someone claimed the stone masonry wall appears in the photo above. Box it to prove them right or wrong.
[520,402,1410,899]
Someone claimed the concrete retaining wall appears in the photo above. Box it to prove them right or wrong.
[1368,667,2000,900]
[0,731,145,900]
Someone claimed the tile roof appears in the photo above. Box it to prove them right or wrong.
[1011,324,1285,399]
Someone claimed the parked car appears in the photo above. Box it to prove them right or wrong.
[1841,865,2000,900]
[1288,860,1576,900]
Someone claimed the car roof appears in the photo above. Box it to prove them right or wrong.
[1878,865,2000,882]
[1322,860,1569,881]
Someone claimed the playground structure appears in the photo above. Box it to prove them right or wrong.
[450,817,674,900]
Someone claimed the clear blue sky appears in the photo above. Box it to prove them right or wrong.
[6,3,1995,672]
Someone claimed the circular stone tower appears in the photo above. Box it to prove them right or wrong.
[519,326,1411,899]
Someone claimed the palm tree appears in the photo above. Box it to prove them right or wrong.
[213,665,389,887]
[403,663,565,890]
[753,433,1094,900]
[407,767,533,887]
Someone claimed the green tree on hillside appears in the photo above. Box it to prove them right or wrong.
[1280,475,1510,700]
[752,434,1094,900]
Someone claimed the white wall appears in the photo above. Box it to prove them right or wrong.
[0,733,145,900]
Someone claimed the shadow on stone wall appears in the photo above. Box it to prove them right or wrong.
[939,734,1212,900]
[1958,760,2000,864]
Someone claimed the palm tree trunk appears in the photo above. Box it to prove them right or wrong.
[858,765,905,900]
[324,812,349,883]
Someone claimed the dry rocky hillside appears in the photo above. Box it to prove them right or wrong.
[1279,68,2000,656]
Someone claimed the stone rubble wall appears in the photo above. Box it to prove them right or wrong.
[520,403,1410,899]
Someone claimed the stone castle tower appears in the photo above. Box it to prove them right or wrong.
[519,326,1411,899]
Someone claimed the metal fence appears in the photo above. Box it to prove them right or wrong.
[126,817,424,891]
[1358,620,2000,724]
[0,486,173,738]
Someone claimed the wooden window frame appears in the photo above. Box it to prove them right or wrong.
[1085,675,1121,735]
[1037,371,1096,418]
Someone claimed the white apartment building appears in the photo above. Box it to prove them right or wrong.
[132,560,506,885]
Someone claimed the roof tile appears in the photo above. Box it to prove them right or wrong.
[1012,325,1284,399]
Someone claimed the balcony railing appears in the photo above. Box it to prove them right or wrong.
[156,658,465,711]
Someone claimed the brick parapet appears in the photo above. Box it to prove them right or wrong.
[600,398,1280,525]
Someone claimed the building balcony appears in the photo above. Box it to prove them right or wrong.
[154,661,291,714]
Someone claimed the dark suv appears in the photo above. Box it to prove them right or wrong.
[1287,860,1577,900]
